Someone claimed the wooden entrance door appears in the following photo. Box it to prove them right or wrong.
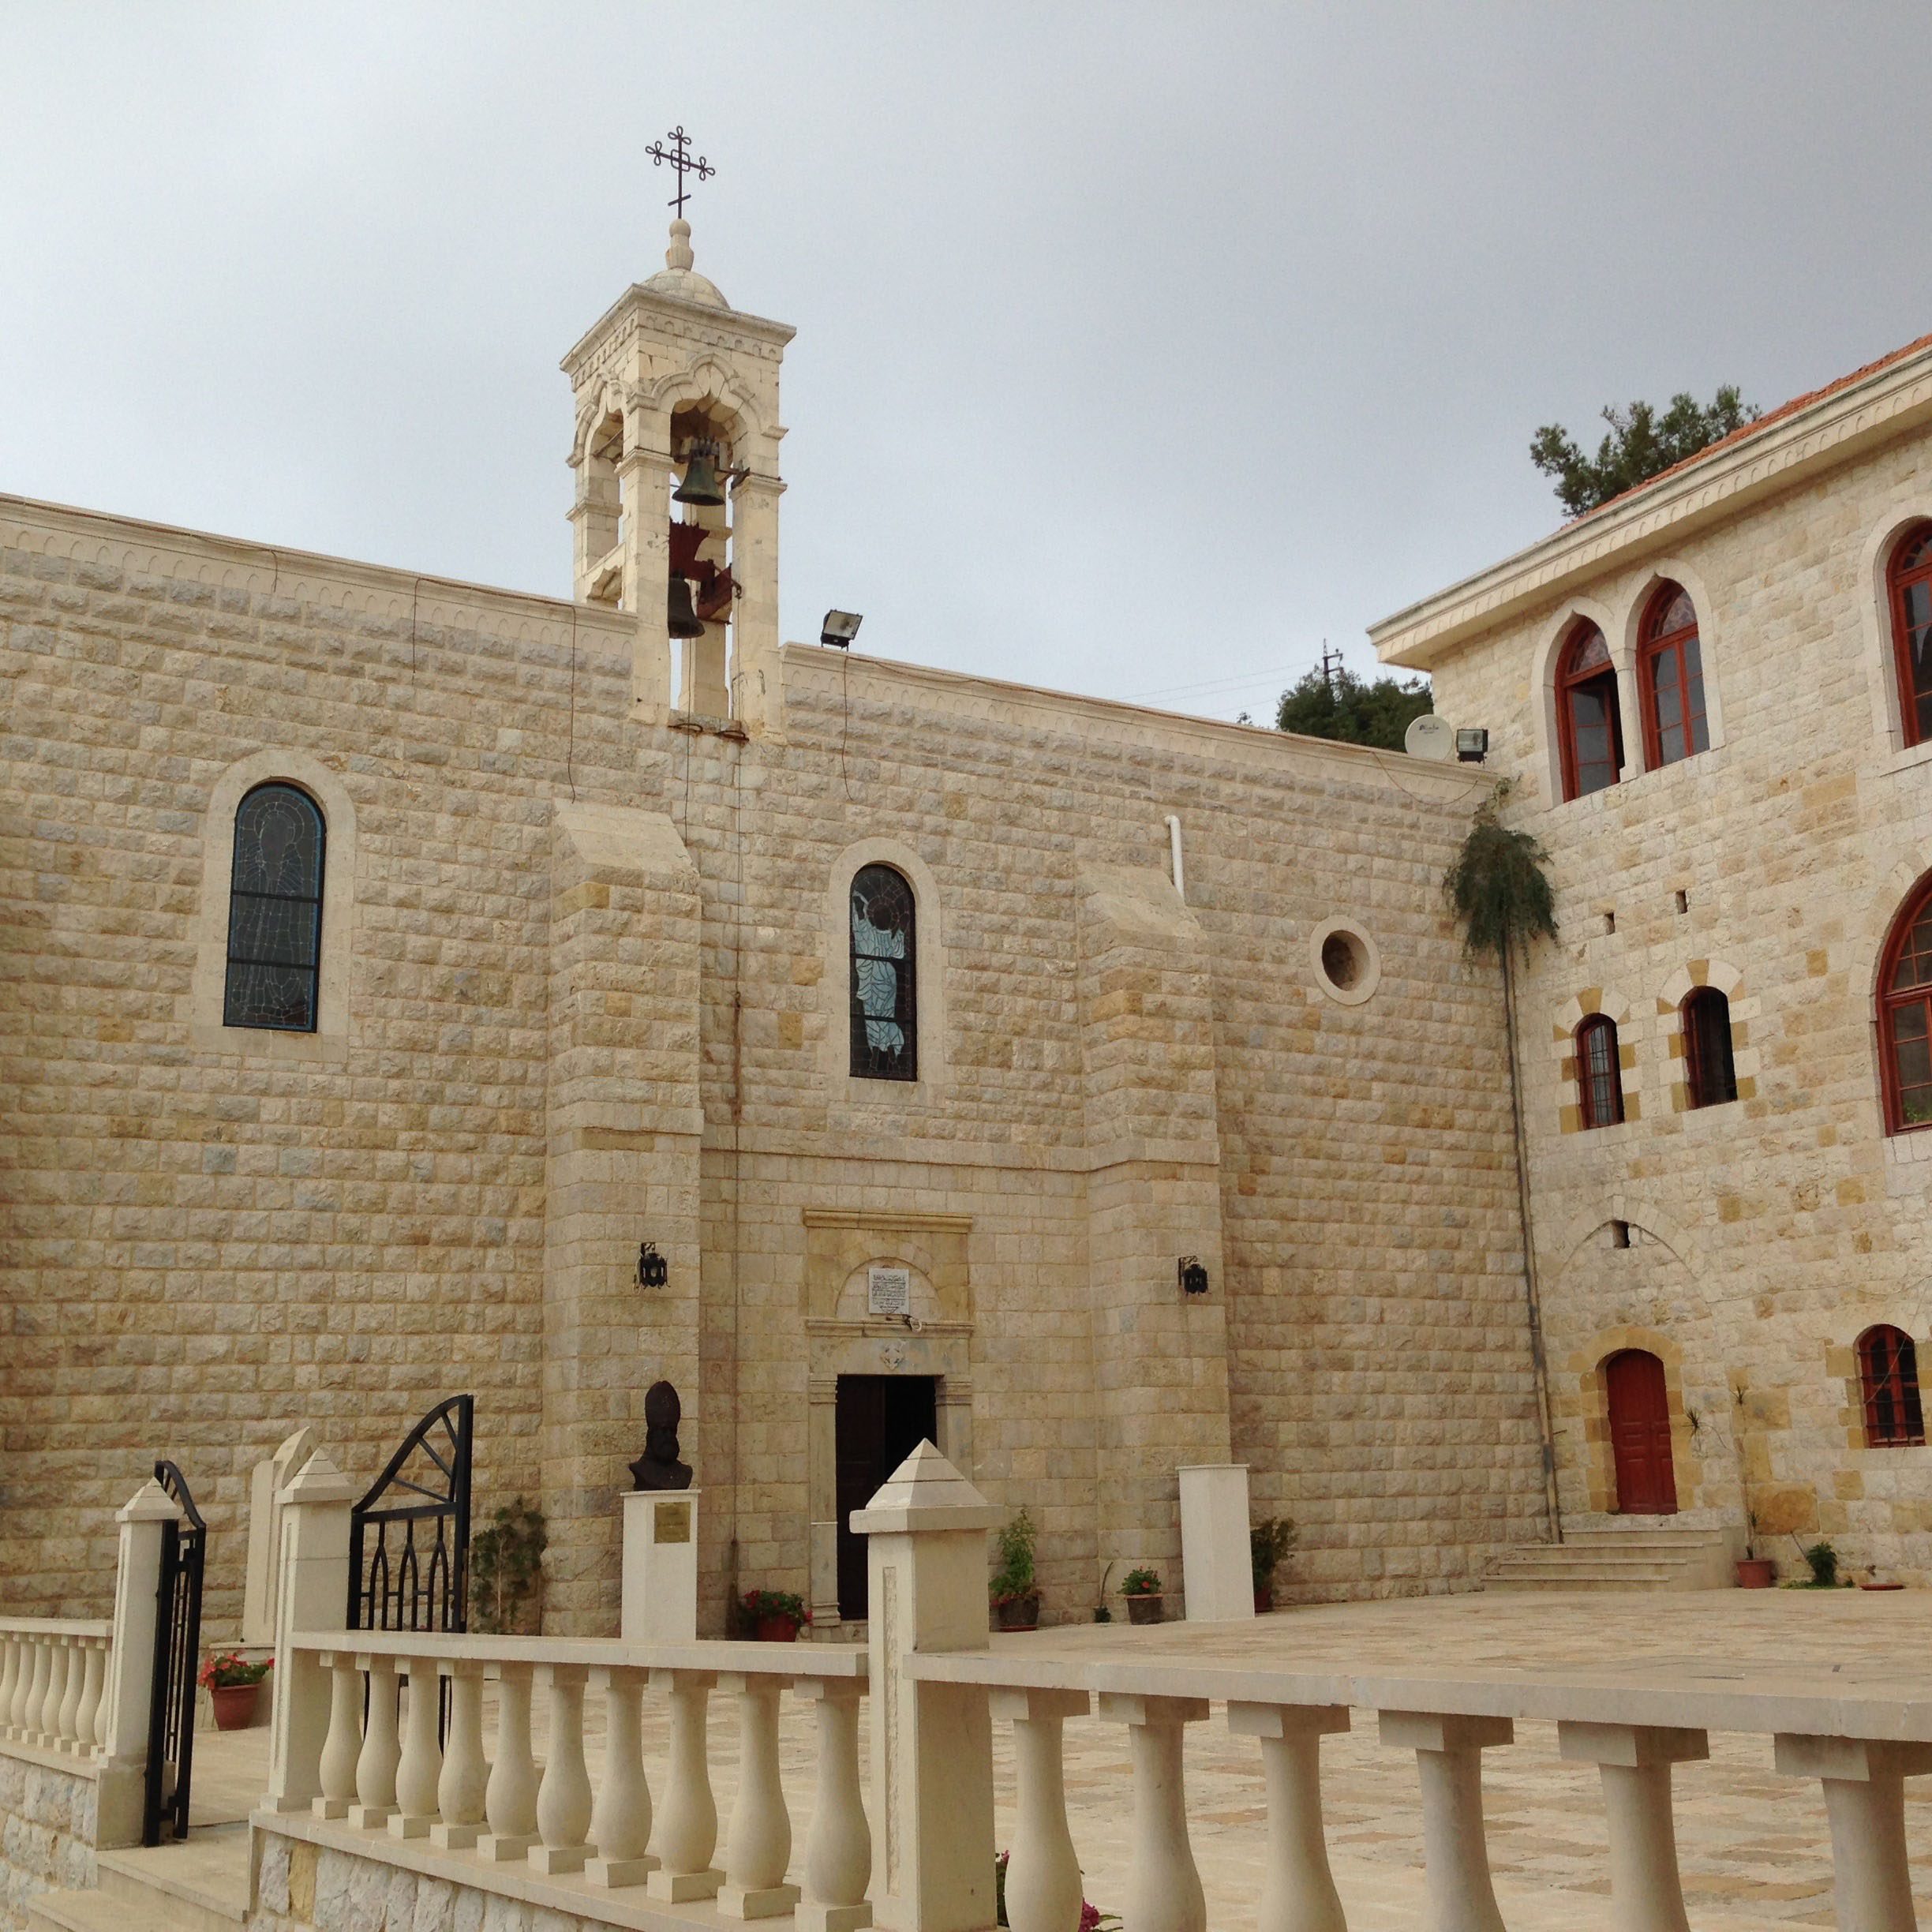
[835,1375,938,1620]
[1605,1350,1677,1515]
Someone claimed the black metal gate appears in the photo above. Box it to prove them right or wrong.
[143,1460,205,1846]
[349,1395,473,1633]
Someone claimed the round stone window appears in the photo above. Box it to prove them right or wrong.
[1310,917,1381,1006]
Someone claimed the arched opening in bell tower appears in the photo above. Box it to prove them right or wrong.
[667,398,743,718]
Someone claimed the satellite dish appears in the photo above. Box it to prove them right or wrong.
[1405,713,1455,762]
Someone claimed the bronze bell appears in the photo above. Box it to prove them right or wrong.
[667,577,704,638]
[672,443,727,507]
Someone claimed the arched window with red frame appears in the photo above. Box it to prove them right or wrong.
[1576,1013,1624,1129]
[1857,1325,1925,1447]
[1556,620,1623,801]
[1888,522,1932,748]
[1638,582,1709,769]
[1878,874,1932,1132]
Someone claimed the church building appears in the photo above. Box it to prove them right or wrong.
[6,211,1932,1635]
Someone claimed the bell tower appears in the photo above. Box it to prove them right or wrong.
[561,198,794,732]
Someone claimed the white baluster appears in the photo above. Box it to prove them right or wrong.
[796,1677,872,1932]
[23,1642,53,1743]
[1380,1711,1512,1932]
[1775,1733,1932,1932]
[73,1643,105,1761]
[36,1642,70,1747]
[994,1686,1091,1932]
[56,1640,84,1750]
[92,1641,112,1751]
[348,1654,400,1828]
[431,1661,488,1850]
[389,1654,443,1838]
[1226,1702,1350,1932]
[476,1662,538,1861]
[314,1655,361,1819]
[0,1636,21,1739]
[719,1671,800,1918]
[530,1663,593,1874]
[587,1664,657,1888]
[1558,1721,1705,1932]
[1097,1692,1209,1932]
[648,1668,724,1901]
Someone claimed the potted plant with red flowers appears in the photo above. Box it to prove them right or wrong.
[1121,1567,1163,1626]
[200,1650,273,1730]
[742,1589,807,1642]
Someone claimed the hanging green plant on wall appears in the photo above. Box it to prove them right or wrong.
[1443,780,1556,960]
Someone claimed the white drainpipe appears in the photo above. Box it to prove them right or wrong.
[1165,814,1185,903]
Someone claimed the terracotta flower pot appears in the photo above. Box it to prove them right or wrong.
[995,1595,1040,1632]
[210,1681,260,1730]
[1125,1593,1163,1626]
[754,1614,801,1642]
[1735,1557,1777,1589]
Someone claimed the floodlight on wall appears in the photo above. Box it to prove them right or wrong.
[1178,1256,1210,1297]
[637,1241,668,1290]
[1455,727,1489,764]
[821,610,863,649]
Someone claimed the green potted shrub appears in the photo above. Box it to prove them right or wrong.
[471,1497,548,1634]
[1250,1517,1297,1612]
[990,1508,1041,1631]
[742,1589,808,1642]
[1121,1567,1163,1626]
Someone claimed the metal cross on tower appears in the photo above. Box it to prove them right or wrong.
[646,125,716,218]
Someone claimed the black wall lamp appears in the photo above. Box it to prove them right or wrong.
[637,1242,668,1290]
[1178,1255,1210,1297]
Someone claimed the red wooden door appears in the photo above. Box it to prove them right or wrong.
[1605,1350,1677,1515]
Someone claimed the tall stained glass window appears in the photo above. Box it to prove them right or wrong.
[1556,620,1623,800]
[1639,582,1709,769]
[849,863,917,1081]
[224,783,325,1032]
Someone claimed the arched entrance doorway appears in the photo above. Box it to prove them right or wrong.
[1604,1350,1677,1515]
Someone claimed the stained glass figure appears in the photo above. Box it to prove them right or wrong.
[849,863,916,1080]
[224,783,324,1032]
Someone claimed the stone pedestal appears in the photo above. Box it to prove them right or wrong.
[622,1490,700,1644]
[1178,1464,1253,1623]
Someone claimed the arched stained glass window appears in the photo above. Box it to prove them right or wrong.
[1682,987,1737,1109]
[1556,620,1623,801]
[1858,1325,1925,1447]
[1880,873,1932,1131]
[1639,582,1709,769]
[1888,522,1932,749]
[224,783,325,1032]
[849,863,917,1081]
[1576,1013,1624,1129]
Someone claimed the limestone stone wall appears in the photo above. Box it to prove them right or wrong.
[2,490,1547,1636]
[0,1751,96,1932]
[1418,415,1932,1580]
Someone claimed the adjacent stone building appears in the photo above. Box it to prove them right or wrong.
[0,221,1546,1635]
[1376,331,1932,1583]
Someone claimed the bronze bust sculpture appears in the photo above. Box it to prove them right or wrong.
[628,1379,693,1491]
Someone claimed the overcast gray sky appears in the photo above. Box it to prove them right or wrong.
[2,4,1924,724]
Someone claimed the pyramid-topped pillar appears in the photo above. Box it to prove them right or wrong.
[850,1443,1001,1932]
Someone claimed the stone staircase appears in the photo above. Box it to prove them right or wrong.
[1485,1525,1738,1592]
[27,1824,249,1932]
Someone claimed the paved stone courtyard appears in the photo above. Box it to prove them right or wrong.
[180,1590,1932,1927]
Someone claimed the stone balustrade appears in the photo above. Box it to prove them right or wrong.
[908,1644,1932,1932]
[0,1617,112,1759]
[275,1628,872,1927]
